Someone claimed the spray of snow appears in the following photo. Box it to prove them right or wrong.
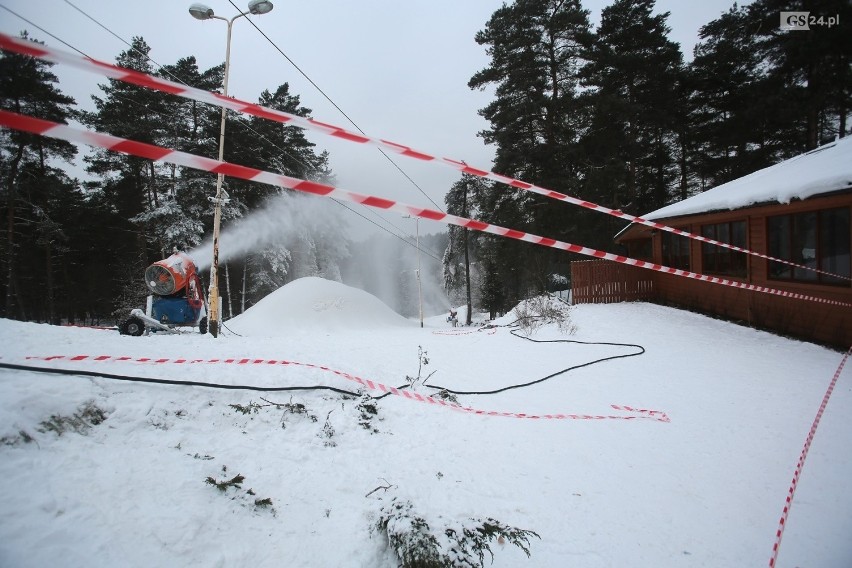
[343,233,452,319]
[187,193,344,270]
[186,190,451,319]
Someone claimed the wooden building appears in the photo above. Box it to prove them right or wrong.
[574,137,852,349]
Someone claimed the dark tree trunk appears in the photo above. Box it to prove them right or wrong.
[5,143,24,318]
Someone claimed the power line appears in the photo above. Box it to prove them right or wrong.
[225,0,447,214]
[1,2,443,261]
[330,199,443,263]
[0,3,87,57]
[62,0,169,69]
[101,91,443,259]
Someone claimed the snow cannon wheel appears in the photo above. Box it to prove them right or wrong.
[198,316,208,335]
[119,316,145,336]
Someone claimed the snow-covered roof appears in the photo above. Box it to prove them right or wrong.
[643,136,852,221]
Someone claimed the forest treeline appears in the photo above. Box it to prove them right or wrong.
[1,31,346,323]
[1,0,850,324]
[442,0,850,319]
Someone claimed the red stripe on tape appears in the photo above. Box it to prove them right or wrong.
[2,108,847,308]
[0,32,844,282]
[0,110,58,135]
[293,179,335,196]
[768,346,850,566]
[0,34,49,57]
[360,195,395,209]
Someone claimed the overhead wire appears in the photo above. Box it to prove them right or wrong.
[1,1,443,262]
[224,0,447,213]
[0,3,87,57]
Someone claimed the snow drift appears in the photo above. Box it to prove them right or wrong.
[227,277,415,335]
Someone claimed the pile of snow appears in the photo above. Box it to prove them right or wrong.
[227,277,415,335]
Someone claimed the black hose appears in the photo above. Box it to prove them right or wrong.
[0,317,645,401]
[424,319,645,396]
[0,362,361,397]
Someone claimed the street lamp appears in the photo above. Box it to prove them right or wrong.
[404,215,424,328]
[188,0,273,337]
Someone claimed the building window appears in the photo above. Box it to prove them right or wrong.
[768,207,850,285]
[627,238,652,261]
[661,231,690,270]
[701,221,747,277]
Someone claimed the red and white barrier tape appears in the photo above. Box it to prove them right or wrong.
[0,109,848,309]
[768,346,851,567]
[0,32,846,283]
[432,327,498,336]
[21,354,669,423]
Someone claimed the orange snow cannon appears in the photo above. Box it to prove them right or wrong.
[144,252,198,296]
[119,251,208,336]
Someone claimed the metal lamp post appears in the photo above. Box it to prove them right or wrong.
[404,215,424,328]
[188,0,273,337]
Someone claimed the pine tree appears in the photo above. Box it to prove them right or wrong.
[443,174,488,324]
[145,56,225,254]
[470,0,592,183]
[580,0,684,216]
[470,0,594,307]
[0,32,77,321]
[80,37,169,315]
[749,0,851,149]
[688,4,782,190]
[227,83,329,209]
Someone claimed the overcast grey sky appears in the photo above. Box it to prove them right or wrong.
[1,0,745,240]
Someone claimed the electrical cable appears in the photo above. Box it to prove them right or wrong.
[2,2,435,261]
[226,0,446,214]
[373,318,645,399]
[424,320,645,396]
[0,3,87,57]
[62,0,167,69]
[0,317,645,403]
[220,320,243,337]
[0,361,361,397]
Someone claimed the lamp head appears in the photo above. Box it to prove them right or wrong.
[248,0,273,15]
[188,3,215,20]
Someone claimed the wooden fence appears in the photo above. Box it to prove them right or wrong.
[571,260,655,304]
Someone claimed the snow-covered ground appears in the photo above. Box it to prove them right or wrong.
[0,277,849,567]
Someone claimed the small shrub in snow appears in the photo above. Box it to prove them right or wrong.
[274,398,318,424]
[1,429,36,446]
[406,346,436,389]
[431,389,459,405]
[318,410,336,447]
[357,393,381,432]
[37,401,108,436]
[442,518,539,567]
[513,294,577,336]
[205,473,245,492]
[205,468,276,515]
[229,398,318,429]
[375,498,539,568]
[254,497,273,508]
[229,402,263,415]
[376,499,441,567]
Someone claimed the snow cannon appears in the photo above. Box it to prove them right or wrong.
[145,253,197,296]
[118,251,208,336]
